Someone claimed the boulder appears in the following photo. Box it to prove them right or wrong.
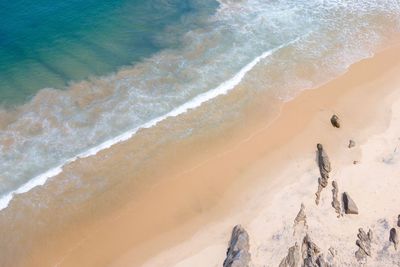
[348,140,356,148]
[355,228,373,262]
[330,115,341,128]
[223,225,251,267]
[343,192,358,215]
[389,228,398,250]
[279,243,301,267]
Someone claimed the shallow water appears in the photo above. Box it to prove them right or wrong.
[0,0,399,238]
[0,0,214,104]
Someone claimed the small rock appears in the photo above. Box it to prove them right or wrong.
[343,192,358,215]
[328,247,337,257]
[397,215,400,227]
[279,242,301,267]
[330,115,341,128]
[223,225,251,267]
[389,228,398,250]
[294,203,307,227]
[355,228,373,262]
[348,140,356,148]
[331,181,341,217]
[353,161,359,165]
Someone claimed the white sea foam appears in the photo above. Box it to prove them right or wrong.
[0,37,304,211]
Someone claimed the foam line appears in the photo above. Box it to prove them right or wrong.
[0,37,302,211]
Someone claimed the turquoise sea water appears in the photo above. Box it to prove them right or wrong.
[0,0,216,104]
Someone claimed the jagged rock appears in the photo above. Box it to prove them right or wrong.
[343,192,358,215]
[223,225,251,267]
[389,228,398,250]
[316,254,328,267]
[315,144,331,205]
[330,115,340,128]
[348,140,356,148]
[355,228,373,262]
[331,181,341,217]
[301,234,321,267]
[279,242,301,267]
[317,144,331,179]
[294,203,307,227]
[397,215,400,227]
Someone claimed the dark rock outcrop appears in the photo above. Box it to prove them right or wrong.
[389,228,398,250]
[223,225,251,267]
[279,242,301,267]
[331,181,341,217]
[315,144,331,205]
[330,115,340,128]
[355,228,373,262]
[348,140,356,148]
[343,192,358,215]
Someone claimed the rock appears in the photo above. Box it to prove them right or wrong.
[223,225,251,267]
[294,203,307,227]
[328,247,337,258]
[343,192,358,215]
[353,160,359,165]
[331,181,341,217]
[348,140,356,148]
[330,115,340,128]
[279,242,301,267]
[389,228,398,250]
[355,228,373,262]
[301,234,321,267]
[317,144,331,179]
[315,144,331,205]
[397,215,400,227]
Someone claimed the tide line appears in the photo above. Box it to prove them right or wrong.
[0,36,303,211]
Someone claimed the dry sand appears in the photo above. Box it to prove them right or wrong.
[25,44,400,267]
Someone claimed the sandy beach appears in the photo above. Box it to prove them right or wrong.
[14,40,400,267]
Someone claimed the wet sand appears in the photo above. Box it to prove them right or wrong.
[23,43,400,267]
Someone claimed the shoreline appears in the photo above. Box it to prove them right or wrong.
[0,36,302,212]
[20,43,400,266]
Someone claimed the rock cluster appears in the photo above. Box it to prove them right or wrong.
[355,228,373,262]
[342,192,358,215]
[223,225,251,267]
[280,235,333,267]
[315,144,331,205]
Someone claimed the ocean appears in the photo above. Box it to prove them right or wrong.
[0,0,399,264]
